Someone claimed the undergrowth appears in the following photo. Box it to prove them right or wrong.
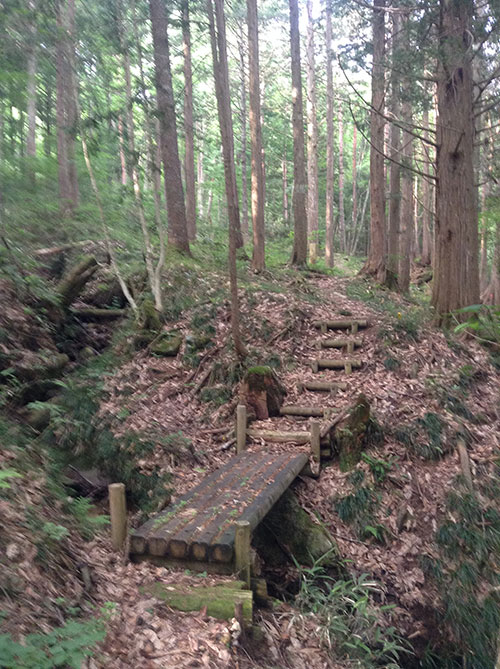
[292,555,410,668]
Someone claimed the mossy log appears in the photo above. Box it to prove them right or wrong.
[333,393,374,471]
[138,298,162,331]
[72,307,126,321]
[142,580,253,625]
[150,331,183,356]
[252,490,341,569]
[319,338,362,349]
[240,366,286,419]
[57,255,99,308]
[313,319,369,330]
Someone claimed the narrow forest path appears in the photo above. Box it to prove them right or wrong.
[85,272,499,668]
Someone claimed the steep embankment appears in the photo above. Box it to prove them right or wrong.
[1,264,499,668]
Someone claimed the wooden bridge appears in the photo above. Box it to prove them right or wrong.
[130,450,308,574]
[130,317,369,579]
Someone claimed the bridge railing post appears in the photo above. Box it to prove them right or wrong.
[236,404,247,454]
[109,482,127,550]
[234,520,251,588]
[310,420,321,463]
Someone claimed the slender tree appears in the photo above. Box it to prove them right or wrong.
[362,0,386,281]
[207,0,246,357]
[149,0,191,254]
[420,108,432,266]
[247,0,265,270]
[289,0,308,265]
[26,0,38,181]
[338,100,346,253]
[238,28,249,240]
[325,0,335,267]
[182,0,196,241]
[306,0,318,263]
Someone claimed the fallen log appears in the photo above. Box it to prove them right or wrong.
[72,307,126,321]
[279,405,327,417]
[313,319,369,330]
[57,255,98,308]
[319,338,362,349]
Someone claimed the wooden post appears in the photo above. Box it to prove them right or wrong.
[311,360,319,373]
[234,520,251,588]
[236,404,247,454]
[310,419,321,462]
[344,361,352,375]
[351,321,359,334]
[347,340,354,355]
[109,483,127,550]
[321,322,327,334]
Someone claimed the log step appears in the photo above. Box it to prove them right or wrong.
[246,428,329,446]
[313,319,368,332]
[279,405,338,418]
[312,359,362,372]
[318,337,362,349]
[298,381,348,392]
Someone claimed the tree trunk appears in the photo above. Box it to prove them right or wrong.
[55,0,72,215]
[207,0,246,358]
[385,8,401,288]
[325,0,335,268]
[338,100,346,254]
[247,0,265,270]
[238,29,249,241]
[421,108,432,266]
[306,0,318,264]
[351,122,357,254]
[197,134,205,219]
[398,97,413,293]
[65,0,79,207]
[432,0,479,322]
[182,0,196,241]
[149,0,191,255]
[362,0,386,282]
[117,116,128,186]
[26,0,38,183]
[289,0,308,266]
[282,149,289,225]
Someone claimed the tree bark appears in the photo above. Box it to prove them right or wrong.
[282,150,289,225]
[432,0,479,322]
[26,0,38,183]
[362,0,386,281]
[149,0,191,255]
[55,0,73,215]
[325,0,335,268]
[207,0,246,358]
[398,96,413,293]
[421,108,432,266]
[238,29,249,241]
[351,122,357,254]
[65,0,79,207]
[289,0,308,266]
[247,0,265,270]
[385,8,401,288]
[182,0,196,241]
[306,0,318,264]
[338,101,346,253]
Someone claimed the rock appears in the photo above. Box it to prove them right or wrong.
[139,299,162,332]
[240,366,286,420]
[151,331,183,357]
[333,393,382,471]
[252,490,341,569]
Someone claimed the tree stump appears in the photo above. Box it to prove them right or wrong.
[333,393,378,471]
[240,366,286,419]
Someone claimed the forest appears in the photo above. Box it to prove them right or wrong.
[0,0,499,667]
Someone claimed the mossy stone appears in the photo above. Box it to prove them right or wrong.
[139,299,162,332]
[142,580,253,625]
[335,393,373,472]
[151,331,183,356]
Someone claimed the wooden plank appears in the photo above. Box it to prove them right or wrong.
[247,428,310,444]
[279,405,329,417]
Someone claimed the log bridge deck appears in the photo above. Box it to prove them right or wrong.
[130,450,308,574]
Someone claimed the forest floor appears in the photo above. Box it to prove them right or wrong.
[1,257,499,668]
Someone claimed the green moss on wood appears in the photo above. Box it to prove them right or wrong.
[151,331,183,356]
